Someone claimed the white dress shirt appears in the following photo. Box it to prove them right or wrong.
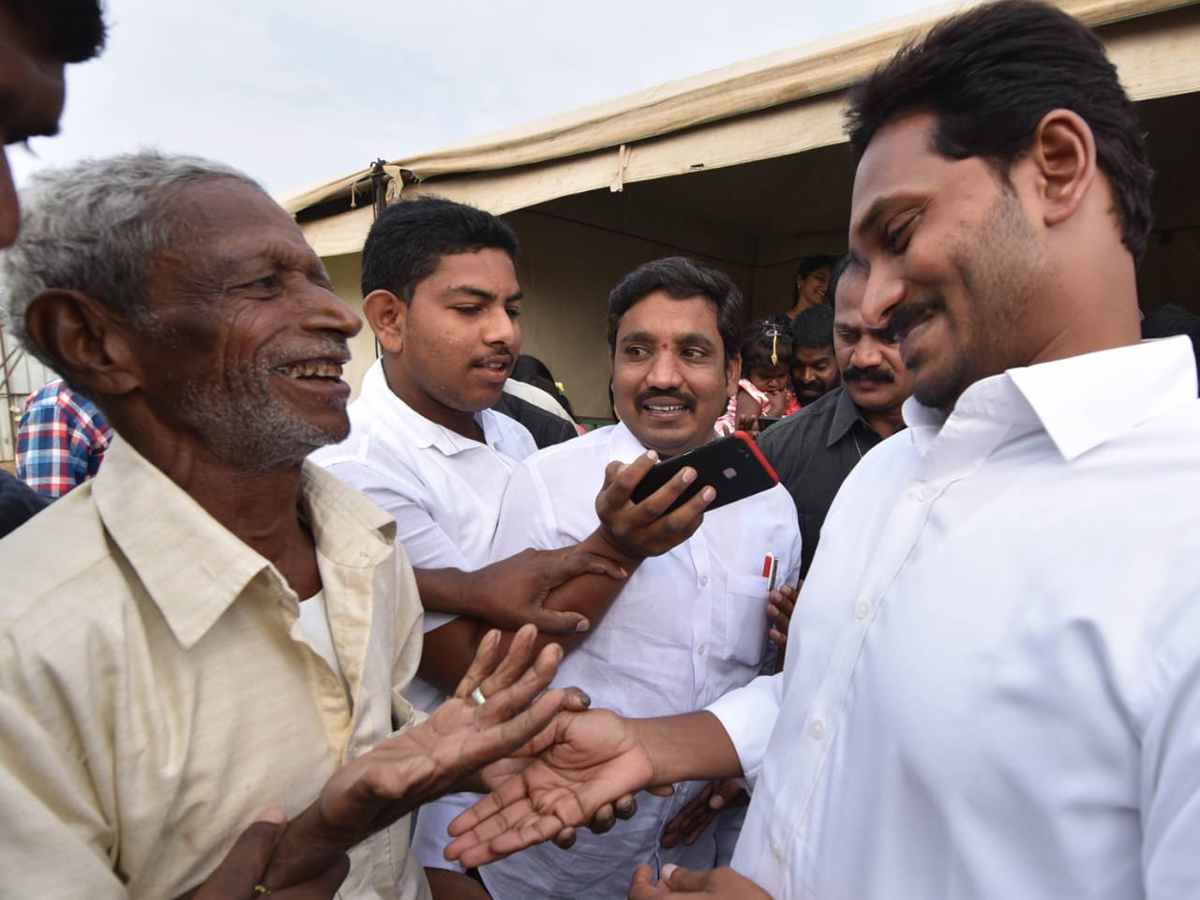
[480,422,802,900]
[311,358,537,875]
[310,358,537,711]
[709,337,1200,900]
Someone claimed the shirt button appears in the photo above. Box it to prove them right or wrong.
[810,718,825,740]
[697,643,707,657]
[699,575,709,587]
[910,481,936,502]
[769,836,783,859]
[855,601,870,620]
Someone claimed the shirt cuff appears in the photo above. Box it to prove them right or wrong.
[705,672,782,787]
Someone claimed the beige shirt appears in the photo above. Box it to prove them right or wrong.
[0,438,431,900]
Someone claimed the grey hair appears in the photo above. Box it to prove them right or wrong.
[0,150,264,370]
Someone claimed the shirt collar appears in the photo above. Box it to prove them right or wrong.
[902,337,1198,461]
[91,437,396,650]
[608,421,651,463]
[827,387,866,448]
[361,358,503,457]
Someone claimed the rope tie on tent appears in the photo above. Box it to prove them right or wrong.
[609,144,631,193]
[384,166,404,202]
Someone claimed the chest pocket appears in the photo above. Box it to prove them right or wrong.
[722,572,771,667]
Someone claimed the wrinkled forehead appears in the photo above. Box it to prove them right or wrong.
[177,179,312,249]
[149,178,323,280]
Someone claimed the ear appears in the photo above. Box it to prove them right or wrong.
[23,290,143,397]
[362,289,408,353]
[1028,109,1097,230]
[725,354,742,398]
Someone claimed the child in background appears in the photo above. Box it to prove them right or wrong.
[716,320,800,437]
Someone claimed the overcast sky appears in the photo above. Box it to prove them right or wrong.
[13,0,937,198]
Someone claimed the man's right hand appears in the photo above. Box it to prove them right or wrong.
[466,547,628,635]
[627,863,775,899]
[185,811,348,900]
[594,451,713,562]
[444,708,659,868]
[659,779,747,849]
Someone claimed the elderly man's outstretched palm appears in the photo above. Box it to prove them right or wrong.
[260,624,588,890]
[444,708,662,867]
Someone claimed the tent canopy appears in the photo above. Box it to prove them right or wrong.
[284,0,1200,257]
[282,0,1200,419]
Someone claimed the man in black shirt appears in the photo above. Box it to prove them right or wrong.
[789,304,840,406]
[758,259,913,577]
[0,471,50,539]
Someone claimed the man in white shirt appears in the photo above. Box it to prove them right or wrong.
[312,197,546,712]
[443,4,1200,899]
[472,256,801,899]
[312,198,715,898]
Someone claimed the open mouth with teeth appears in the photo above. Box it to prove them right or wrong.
[642,398,693,416]
[473,356,513,386]
[275,360,346,379]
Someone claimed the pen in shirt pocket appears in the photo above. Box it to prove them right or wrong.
[762,553,779,592]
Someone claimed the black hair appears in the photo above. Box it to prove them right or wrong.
[4,0,106,62]
[606,257,744,362]
[360,196,519,300]
[510,354,577,419]
[791,304,834,350]
[845,0,1153,263]
[826,253,854,310]
[740,320,793,372]
[792,254,838,301]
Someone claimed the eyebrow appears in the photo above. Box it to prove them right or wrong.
[852,192,923,244]
[619,330,717,350]
[678,332,717,350]
[446,285,523,303]
[217,245,330,280]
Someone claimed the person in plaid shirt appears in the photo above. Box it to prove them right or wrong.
[16,378,114,497]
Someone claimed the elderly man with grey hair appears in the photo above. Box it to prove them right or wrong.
[0,150,687,899]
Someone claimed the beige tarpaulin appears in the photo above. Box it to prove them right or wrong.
[283,0,1200,258]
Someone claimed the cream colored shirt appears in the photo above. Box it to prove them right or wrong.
[0,438,431,900]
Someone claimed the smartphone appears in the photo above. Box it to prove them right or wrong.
[629,431,779,513]
[757,416,782,432]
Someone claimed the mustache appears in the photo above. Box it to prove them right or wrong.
[635,389,695,410]
[879,295,945,344]
[843,365,895,384]
[472,350,514,366]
